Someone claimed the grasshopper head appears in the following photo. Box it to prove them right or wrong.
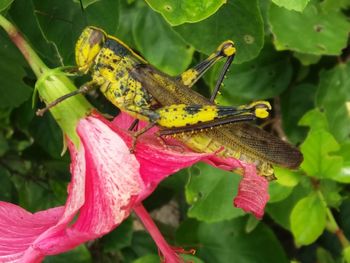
[75,26,106,74]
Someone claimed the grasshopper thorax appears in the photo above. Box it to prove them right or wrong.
[75,26,106,74]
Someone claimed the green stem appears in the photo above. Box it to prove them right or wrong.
[317,190,350,248]
[0,14,93,146]
[0,15,48,77]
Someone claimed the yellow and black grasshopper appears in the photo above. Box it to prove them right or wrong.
[38,26,303,178]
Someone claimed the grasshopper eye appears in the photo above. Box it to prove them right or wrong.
[75,27,106,73]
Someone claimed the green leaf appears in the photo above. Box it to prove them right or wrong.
[216,43,292,104]
[181,255,204,263]
[130,231,158,258]
[33,0,119,65]
[321,0,350,12]
[340,199,350,241]
[12,100,35,131]
[0,30,32,108]
[300,129,343,179]
[267,184,309,230]
[79,0,99,9]
[29,113,63,158]
[245,215,260,233]
[344,246,350,263]
[44,245,91,262]
[176,218,200,246]
[13,179,57,212]
[274,166,300,187]
[145,0,226,26]
[316,247,335,263]
[299,108,329,131]
[33,0,86,65]
[0,0,13,12]
[185,163,245,222]
[293,52,321,66]
[174,0,264,64]
[114,0,139,47]
[101,217,133,252]
[337,142,350,183]
[316,63,350,142]
[281,84,317,144]
[0,167,17,202]
[269,182,293,203]
[320,180,342,208]
[196,217,288,263]
[8,0,62,65]
[132,7,194,75]
[133,254,204,263]
[0,133,9,156]
[83,0,119,32]
[272,0,310,12]
[290,192,326,246]
[132,255,160,263]
[269,2,350,55]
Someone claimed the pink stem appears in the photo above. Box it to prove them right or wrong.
[133,204,181,263]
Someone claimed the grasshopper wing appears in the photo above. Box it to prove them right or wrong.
[131,64,303,169]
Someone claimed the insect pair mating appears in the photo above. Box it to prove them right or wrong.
[37,26,303,179]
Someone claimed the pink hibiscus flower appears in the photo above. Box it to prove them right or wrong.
[0,112,269,262]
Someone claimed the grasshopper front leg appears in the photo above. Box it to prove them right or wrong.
[36,80,98,116]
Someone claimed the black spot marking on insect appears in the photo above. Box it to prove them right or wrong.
[113,89,122,97]
[105,39,128,57]
[105,64,114,71]
[95,62,103,70]
[184,105,201,115]
[116,71,124,79]
[120,84,129,93]
[217,106,236,117]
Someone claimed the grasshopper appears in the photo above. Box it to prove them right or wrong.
[38,26,303,178]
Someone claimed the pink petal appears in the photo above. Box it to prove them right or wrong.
[0,116,143,262]
[233,164,269,219]
[99,112,239,202]
[0,136,87,262]
[0,203,63,262]
[0,112,271,262]
[72,116,143,234]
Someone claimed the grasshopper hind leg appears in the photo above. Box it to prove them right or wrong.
[210,54,234,102]
[178,40,236,102]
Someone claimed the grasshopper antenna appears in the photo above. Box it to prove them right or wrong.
[79,0,88,26]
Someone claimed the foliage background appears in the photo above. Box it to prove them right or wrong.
[0,0,350,262]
